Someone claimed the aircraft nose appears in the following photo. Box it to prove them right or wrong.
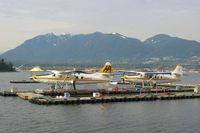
[123,75,127,79]
[30,75,37,80]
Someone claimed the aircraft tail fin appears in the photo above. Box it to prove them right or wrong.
[99,62,113,74]
[173,64,183,77]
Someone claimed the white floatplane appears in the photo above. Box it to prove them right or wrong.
[31,62,113,90]
[119,64,183,85]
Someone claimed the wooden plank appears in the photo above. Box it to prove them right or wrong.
[17,92,43,100]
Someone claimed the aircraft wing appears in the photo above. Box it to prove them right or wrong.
[143,72,172,75]
[118,70,172,75]
[46,70,76,75]
[118,70,137,75]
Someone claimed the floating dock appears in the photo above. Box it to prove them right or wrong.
[17,92,43,100]
[29,93,200,105]
[1,89,200,105]
[0,90,33,96]
[10,80,39,83]
[0,88,194,97]
[1,83,200,105]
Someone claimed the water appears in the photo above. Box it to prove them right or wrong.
[0,72,200,133]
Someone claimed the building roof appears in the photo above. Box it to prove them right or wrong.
[30,66,44,72]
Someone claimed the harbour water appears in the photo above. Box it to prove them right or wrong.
[0,72,200,133]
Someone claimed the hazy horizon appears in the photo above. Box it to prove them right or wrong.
[0,0,200,53]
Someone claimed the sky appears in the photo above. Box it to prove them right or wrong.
[0,0,200,53]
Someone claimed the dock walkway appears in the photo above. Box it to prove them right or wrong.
[29,93,200,105]
[0,83,200,105]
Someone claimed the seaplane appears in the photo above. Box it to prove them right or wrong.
[31,62,113,90]
[119,64,183,86]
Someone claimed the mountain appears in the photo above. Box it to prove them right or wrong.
[1,32,200,65]
[144,34,200,58]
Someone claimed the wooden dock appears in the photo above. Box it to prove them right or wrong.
[17,92,43,100]
[0,88,194,97]
[29,93,200,105]
[10,80,39,83]
[0,83,199,105]
[158,83,197,88]
[1,89,200,105]
[0,90,34,96]
[0,91,17,96]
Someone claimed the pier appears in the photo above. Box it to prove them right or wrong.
[0,83,200,105]
[17,92,43,100]
[29,93,200,105]
[0,88,194,97]
[10,80,39,83]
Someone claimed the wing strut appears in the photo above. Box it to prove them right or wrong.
[72,80,76,91]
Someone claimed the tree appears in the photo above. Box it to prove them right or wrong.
[0,58,15,72]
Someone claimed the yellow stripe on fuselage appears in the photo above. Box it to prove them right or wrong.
[33,76,108,82]
[125,77,177,81]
